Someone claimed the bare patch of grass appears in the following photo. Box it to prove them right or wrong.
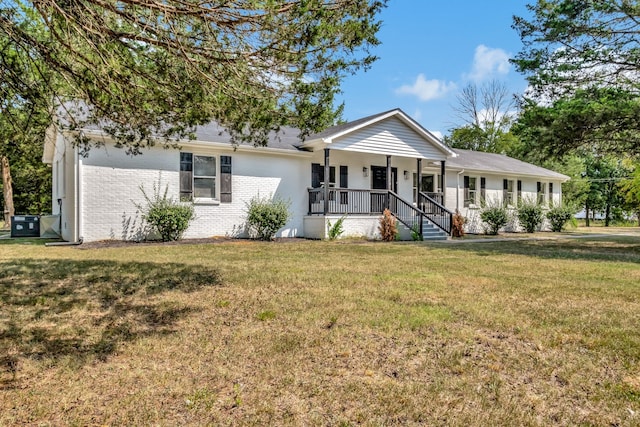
[0,237,639,425]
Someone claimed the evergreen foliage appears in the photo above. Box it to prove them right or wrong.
[546,204,575,232]
[480,203,509,235]
[516,199,544,233]
[246,195,291,241]
[137,184,194,242]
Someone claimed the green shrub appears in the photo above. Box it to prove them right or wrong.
[378,209,397,241]
[410,223,423,241]
[246,195,291,240]
[480,203,509,235]
[517,199,544,233]
[546,204,575,232]
[137,184,194,241]
[327,215,346,240]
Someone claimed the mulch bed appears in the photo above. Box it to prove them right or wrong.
[76,237,306,249]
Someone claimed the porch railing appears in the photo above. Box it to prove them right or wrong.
[423,192,444,205]
[388,191,424,234]
[308,187,453,236]
[418,191,453,235]
[308,188,389,215]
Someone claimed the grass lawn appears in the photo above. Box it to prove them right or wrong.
[1,237,640,426]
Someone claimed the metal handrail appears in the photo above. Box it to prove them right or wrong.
[418,191,453,234]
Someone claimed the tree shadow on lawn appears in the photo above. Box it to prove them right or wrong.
[0,259,223,382]
[444,236,640,264]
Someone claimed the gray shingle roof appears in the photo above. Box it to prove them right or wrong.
[192,122,302,151]
[448,149,569,180]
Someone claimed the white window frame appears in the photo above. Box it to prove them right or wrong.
[181,152,219,203]
[537,182,547,205]
[465,176,478,208]
[504,179,515,206]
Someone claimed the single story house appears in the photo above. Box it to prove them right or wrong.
[42,109,569,242]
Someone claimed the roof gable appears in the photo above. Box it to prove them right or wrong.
[301,108,454,160]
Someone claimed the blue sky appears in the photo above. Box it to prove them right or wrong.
[337,1,533,139]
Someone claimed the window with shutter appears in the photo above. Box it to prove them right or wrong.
[503,179,514,206]
[180,152,219,201]
[464,176,476,207]
[339,166,348,204]
[220,156,232,203]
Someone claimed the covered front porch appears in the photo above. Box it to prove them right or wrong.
[304,149,453,240]
[298,109,456,240]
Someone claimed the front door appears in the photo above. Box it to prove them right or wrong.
[371,166,397,192]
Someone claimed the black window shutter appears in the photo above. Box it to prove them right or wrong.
[180,152,193,200]
[220,155,232,203]
[517,180,522,191]
[503,179,508,203]
[537,181,541,193]
[329,166,336,185]
[549,182,553,195]
[480,177,486,200]
[311,163,322,188]
[463,176,470,207]
[339,166,348,188]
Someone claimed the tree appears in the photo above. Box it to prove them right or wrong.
[513,87,640,157]
[444,80,519,154]
[1,17,54,227]
[512,1,640,156]
[620,160,640,226]
[582,154,630,226]
[0,0,387,154]
[513,0,640,99]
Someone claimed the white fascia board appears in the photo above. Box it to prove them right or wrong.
[70,129,313,158]
[180,140,313,158]
[443,165,570,182]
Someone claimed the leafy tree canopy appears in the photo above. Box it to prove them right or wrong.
[513,87,640,157]
[0,0,386,154]
[513,0,640,99]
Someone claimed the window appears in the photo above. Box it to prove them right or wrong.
[311,163,336,188]
[180,152,217,200]
[464,176,477,207]
[537,181,547,204]
[413,174,438,202]
[503,179,514,206]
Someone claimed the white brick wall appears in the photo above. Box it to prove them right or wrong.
[78,143,311,241]
[56,133,566,241]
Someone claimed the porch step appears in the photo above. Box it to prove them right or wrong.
[422,222,449,241]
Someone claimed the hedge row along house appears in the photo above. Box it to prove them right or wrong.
[42,109,568,242]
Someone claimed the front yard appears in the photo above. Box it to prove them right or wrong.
[1,236,640,425]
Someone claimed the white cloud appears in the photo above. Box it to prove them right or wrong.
[465,45,511,82]
[430,130,443,140]
[413,109,423,120]
[395,74,456,101]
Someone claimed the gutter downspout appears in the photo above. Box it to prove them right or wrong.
[77,146,83,243]
[456,169,465,211]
